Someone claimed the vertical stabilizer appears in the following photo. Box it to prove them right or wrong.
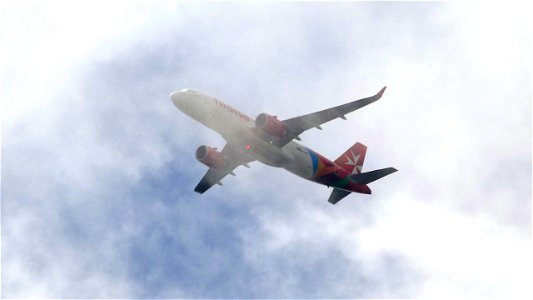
[334,142,367,174]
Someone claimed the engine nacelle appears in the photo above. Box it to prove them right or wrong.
[255,113,287,137]
[195,145,225,169]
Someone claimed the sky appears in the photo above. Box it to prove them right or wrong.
[1,1,532,298]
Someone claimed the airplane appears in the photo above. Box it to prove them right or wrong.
[170,87,397,204]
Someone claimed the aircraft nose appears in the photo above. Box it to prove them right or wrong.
[170,89,193,109]
[170,89,199,114]
[170,91,183,107]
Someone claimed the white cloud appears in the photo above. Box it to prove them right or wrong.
[358,193,532,299]
[1,0,187,122]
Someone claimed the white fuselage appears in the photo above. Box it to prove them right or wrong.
[171,89,315,179]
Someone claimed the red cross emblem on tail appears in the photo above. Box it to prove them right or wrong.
[334,142,367,174]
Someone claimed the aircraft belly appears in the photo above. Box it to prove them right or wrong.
[282,143,314,179]
[251,143,294,167]
[197,107,312,178]
[209,111,246,137]
[219,124,292,168]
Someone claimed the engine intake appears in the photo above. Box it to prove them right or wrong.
[255,113,287,137]
[195,145,225,169]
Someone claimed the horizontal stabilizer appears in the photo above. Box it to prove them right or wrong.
[328,188,351,205]
[349,167,398,185]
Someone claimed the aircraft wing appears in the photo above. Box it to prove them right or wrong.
[194,144,255,194]
[275,86,386,146]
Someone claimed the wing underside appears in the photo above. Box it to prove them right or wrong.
[274,86,386,146]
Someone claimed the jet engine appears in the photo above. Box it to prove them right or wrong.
[195,145,225,169]
[255,113,287,137]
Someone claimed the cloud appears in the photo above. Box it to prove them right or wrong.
[2,1,531,298]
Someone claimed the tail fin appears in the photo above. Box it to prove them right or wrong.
[334,142,367,174]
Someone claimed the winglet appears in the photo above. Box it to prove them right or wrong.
[376,86,387,99]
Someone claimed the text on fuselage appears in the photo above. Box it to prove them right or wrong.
[214,98,252,122]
